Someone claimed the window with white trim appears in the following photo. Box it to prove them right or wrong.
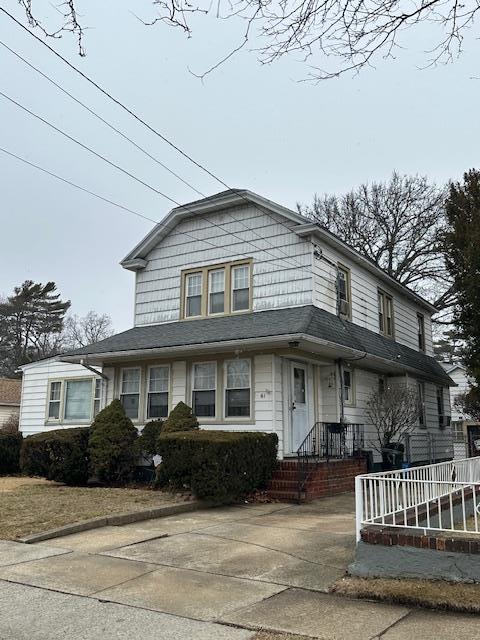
[417,381,426,427]
[192,362,216,417]
[48,381,62,419]
[147,366,169,419]
[64,379,92,421]
[120,368,141,419]
[231,264,250,312]
[343,369,354,405]
[417,313,426,352]
[93,379,102,417]
[208,269,225,315]
[225,359,251,417]
[378,290,394,337]
[185,272,203,318]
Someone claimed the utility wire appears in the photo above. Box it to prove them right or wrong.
[0,39,204,198]
[0,6,313,275]
[1,90,309,272]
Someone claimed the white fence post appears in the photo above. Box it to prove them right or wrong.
[355,475,363,542]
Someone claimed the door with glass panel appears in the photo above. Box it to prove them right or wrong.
[290,363,309,452]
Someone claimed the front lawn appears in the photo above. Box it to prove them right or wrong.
[0,476,178,540]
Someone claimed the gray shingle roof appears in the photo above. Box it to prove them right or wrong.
[65,306,452,385]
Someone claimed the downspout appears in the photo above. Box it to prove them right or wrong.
[337,358,345,424]
[79,358,109,380]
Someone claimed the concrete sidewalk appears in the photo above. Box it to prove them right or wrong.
[1,496,479,639]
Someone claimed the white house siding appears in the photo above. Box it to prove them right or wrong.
[134,204,313,326]
[0,405,19,427]
[311,239,433,356]
[19,360,100,437]
[447,366,471,422]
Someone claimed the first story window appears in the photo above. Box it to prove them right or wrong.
[48,381,62,419]
[417,381,426,427]
[120,368,141,419]
[437,386,445,428]
[343,368,354,405]
[225,359,251,417]
[147,366,169,418]
[47,377,101,423]
[192,362,216,417]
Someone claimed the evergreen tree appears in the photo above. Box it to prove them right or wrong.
[0,281,70,376]
[444,170,480,383]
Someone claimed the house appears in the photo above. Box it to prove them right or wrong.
[441,362,479,458]
[0,378,22,429]
[19,189,454,481]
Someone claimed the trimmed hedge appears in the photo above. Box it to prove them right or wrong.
[20,428,90,485]
[88,399,138,484]
[0,432,23,475]
[157,430,278,503]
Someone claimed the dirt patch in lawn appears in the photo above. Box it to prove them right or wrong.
[333,575,480,614]
[0,476,179,540]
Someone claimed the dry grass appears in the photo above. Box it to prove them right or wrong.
[0,476,178,540]
[333,575,480,613]
[253,633,313,640]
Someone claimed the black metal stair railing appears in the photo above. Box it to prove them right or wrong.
[296,422,364,502]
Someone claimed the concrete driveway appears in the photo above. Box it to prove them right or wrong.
[1,494,479,639]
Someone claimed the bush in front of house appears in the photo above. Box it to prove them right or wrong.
[157,430,278,503]
[162,401,199,434]
[20,428,90,485]
[137,419,164,458]
[0,432,23,475]
[88,399,138,484]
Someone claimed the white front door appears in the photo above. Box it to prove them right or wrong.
[290,363,309,452]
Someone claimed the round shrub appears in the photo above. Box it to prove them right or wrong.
[162,402,199,434]
[88,399,138,485]
[20,428,89,485]
[0,432,22,475]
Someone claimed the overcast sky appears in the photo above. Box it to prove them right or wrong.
[1,0,479,331]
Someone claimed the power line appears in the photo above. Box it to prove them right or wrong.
[0,6,314,274]
[0,145,157,223]
[0,39,205,199]
[1,88,311,274]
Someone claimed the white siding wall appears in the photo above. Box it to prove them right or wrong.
[448,367,472,422]
[312,240,434,355]
[134,205,313,326]
[19,360,101,437]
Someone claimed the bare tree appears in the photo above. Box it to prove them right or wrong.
[63,311,113,349]
[365,384,419,454]
[12,0,480,79]
[454,387,480,422]
[299,172,455,322]
[0,413,19,434]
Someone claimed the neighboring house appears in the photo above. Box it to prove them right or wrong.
[441,362,478,459]
[0,377,22,428]
[19,189,454,463]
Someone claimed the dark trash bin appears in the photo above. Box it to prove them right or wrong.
[381,442,404,471]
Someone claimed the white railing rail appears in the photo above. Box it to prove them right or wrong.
[355,457,480,541]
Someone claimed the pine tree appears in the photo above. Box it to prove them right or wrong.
[444,170,480,383]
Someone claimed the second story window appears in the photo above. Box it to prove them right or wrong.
[232,264,250,312]
[378,290,394,338]
[337,265,351,318]
[208,269,225,315]
[417,313,426,352]
[181,260,251,319]
[185,272,203,318]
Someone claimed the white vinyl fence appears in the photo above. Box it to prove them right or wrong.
[355,457,480,541]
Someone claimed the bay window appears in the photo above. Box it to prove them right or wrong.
[147,366,169,418]
[46,377,101,423]
[225,359,251,417]
[231,264,250,312]
[192,362,216,417]
[120,368,141,419]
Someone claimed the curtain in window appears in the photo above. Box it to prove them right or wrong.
[64,379,92,421]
